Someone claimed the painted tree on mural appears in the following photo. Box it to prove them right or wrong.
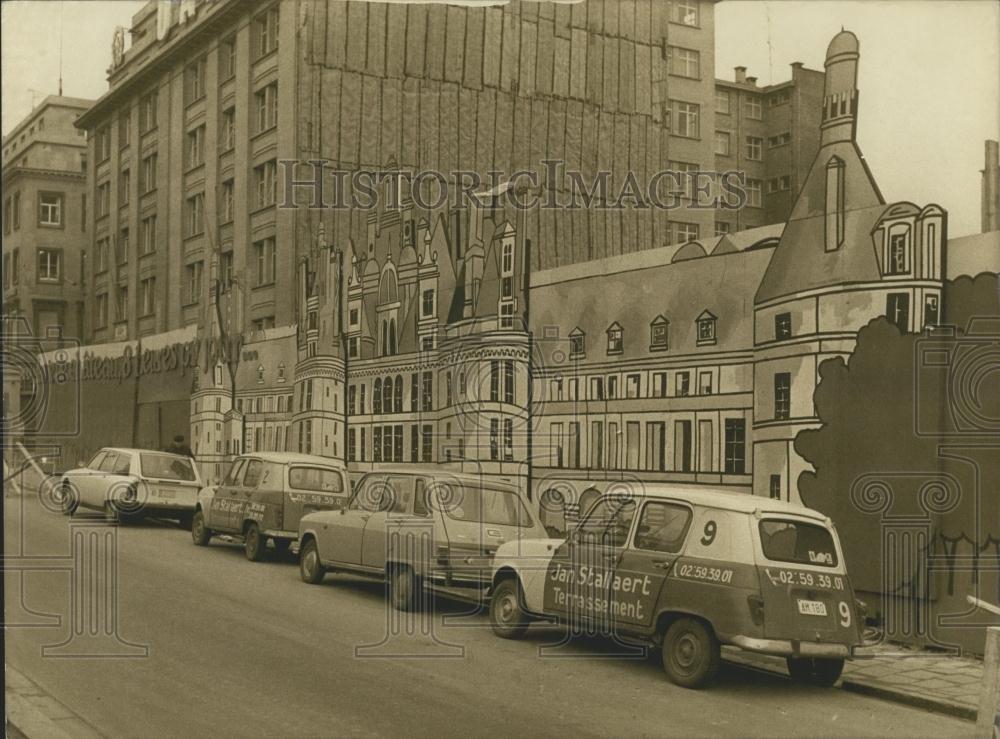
[795,274,1000,595]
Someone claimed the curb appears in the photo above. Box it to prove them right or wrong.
[4,666,104,739]
[840,679,978,722]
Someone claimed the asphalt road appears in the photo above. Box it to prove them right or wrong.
[4,491,976,739]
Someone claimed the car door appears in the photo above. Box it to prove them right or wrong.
[612,500,694,629]
[321,473,385,567]
[209,458,246,532]
[361,474,414,570]
[71,450,107,509]
[236,459,265,530]
[543,495,637,630]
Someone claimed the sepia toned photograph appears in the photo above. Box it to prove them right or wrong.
[3,1,999,737]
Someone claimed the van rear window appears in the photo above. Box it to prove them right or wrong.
[759,519,838,567]
[289,467,344,494]
[443,485,531,527]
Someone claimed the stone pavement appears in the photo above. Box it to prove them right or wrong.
[727,643,987,722]
[5,665,104,739]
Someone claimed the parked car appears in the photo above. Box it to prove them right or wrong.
[59,447,202,526]
[488,486,864,689]
[297,468,547,610]
[192,452,350,561]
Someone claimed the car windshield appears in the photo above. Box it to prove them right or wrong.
[140,453,196,482]
[442,484,532,527]
[289,466,344,493]
[759,519,838,568]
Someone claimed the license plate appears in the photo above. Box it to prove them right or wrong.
[156,487,176,499]
[797,599,827,616]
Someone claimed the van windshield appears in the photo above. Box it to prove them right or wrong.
[289,466,344,494]
[140,453,196,482]
[759,519,838,568]
[443,485,532,527]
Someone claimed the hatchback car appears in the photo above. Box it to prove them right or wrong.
[59,447,202,525]
[192,452,350,561]
[489,486,863,689]
[297,468,547,610]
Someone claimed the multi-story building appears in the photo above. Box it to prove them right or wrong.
[530,30,947,505]
[2,95,93,339]
[714,63,824,235]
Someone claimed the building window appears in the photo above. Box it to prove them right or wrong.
[769,475,782,500]
[116,286,128,323]
[96,126,111,162]
[118,227,129,264]
[37,249,61,282]
[924,294,940,327]
[774,372,791,420]
[668,100,700,138]
[746,178,762,208]
[185,261,204,305]
[715,222,731,236]
[715,89,730,115]
[421,288,435,317]
[699,372,714,395]
[669,0,699,26]
[185,192,205,237]
[676,372,690,397]
[489,418,499,461]
[140,277,156,316]
[253,160,277,208]
[118,111,131,148]
[714,130,731,156]
[746,136,763,161]
[253,237,276,287]
[38,193,63,226]
[185,125,205,169]
[139,91,158,133]
[499,301,515,329]
[504,360,515,404]
[503,418,513,461]
[626,374,640,399]
[667,46,700,78]
[421,424,433,463]
[606,322,623,355]
[221,106,236,151]
[254,6,280,59]
[95,238,110,273]
[886,293,910,333]
[421,371,433,412]
[768,131,791,148]
[569,328,585,359]
[669,160,698,200]
[95,182,111,218]
[650,315,669,350]
[119,168,130,205]
[744,95,762,120]
[255,83,278,134]
[550,423,564,467]
[696,310,717,345]
[590,377,605,401]
[724,419,746,474]
[775,313,792,341]
[669,221,700,245]
[141,152,157,193]
[184,57,206,105]
[770,91,791,107]
[887,232,909,275]
[221,35,237,80]
[221,179,234,223]
[140,214,157,254]
[652,372,667,398]
[96,292,109,328]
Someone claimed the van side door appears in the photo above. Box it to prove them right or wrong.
[612,500,693,630]
[209,458,246,532]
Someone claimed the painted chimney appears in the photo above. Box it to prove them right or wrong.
[983,139,999,233]
[746,76,758,87]
[734,66,747,84]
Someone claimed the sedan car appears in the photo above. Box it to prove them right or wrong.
[60,447,202,526]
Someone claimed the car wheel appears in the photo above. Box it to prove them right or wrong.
[388,565,419,611]
[786,657,844,687]
[299,539,325,584]
[662,617,721,689]
[191,510,212,546]
[60,480,78,516]
[490,578,530,639]
[244,523,266,562]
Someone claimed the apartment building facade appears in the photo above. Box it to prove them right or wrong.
[714,62,824,235]
[2,96,93,340]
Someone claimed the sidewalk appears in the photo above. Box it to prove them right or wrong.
[5,665,104,739]
[727,644,984,721]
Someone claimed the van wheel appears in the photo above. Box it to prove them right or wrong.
[786,657,844,687]
[299,539,325,584]
[191,510,212,546]
[244,523,266,562]
[389,565,419,611]
[662,618,721,689]
[490,578,530,639]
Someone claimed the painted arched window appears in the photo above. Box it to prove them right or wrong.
[373,378,383,414]
[382,376,393,415]
[379,267,398,304]
[393,375,403,413]
[388,319,397,355]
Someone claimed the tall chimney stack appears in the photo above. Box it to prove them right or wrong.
[983,139,999,233]
[734,66,747,84]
